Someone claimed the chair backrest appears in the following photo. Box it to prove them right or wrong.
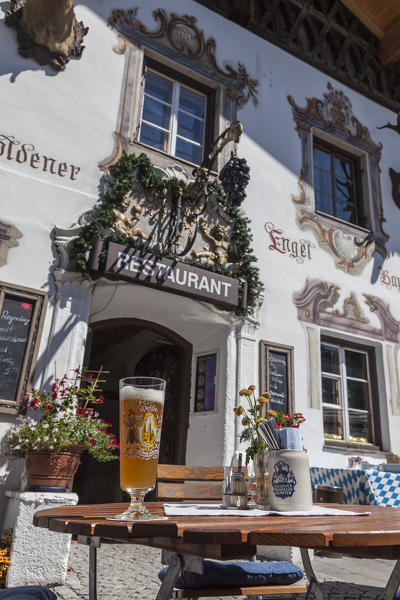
[156,464,248,502]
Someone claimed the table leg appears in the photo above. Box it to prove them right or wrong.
[382,559,400,600]
[300,548,325,600]
[77,535,101,600]
[156,550,204,600]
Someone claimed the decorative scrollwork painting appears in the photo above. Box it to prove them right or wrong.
[107,8,258,107]
[288,83,388,273]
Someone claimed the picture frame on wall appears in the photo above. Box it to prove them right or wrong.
[194,352,217,413]
[260,341,294,414]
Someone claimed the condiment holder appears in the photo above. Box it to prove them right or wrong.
[222,454,248,509]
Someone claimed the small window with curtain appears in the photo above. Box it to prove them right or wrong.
[194,353,217,413]
[138,60,215,166]
[320,340,378,446]
[313,140,365,227]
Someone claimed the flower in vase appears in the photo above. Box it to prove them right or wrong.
[234,386,271,465]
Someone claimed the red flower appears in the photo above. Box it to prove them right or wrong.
[97,396,104,404]
[46,406,53,412]
[89,439,95,445]
[51,393,58,399]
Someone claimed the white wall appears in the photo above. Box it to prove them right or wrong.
[1,0,400,489]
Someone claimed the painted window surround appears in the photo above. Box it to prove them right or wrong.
[100,11,250,175]
[293,278,400,452]
[288,83,388,274]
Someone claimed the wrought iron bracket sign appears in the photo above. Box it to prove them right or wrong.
[94,241,240,309]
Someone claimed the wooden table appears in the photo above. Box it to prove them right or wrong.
[33,502,400,600]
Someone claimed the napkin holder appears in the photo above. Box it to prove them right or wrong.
[268,449,313,511]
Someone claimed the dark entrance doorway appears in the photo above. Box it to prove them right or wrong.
[73,319,192,503]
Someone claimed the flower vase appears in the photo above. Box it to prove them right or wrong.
[253,451,269,509]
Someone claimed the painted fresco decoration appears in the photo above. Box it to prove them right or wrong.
[107,8,258,107]
[0,221,22,268]
[0,134,81,181]
[380,267,400,291]
[265,221,314,264]
[5,0,88,72]
[389,168,400,210]
[377,112,400,135]
[69,152,263,316]
[289,83,388,273]
[293,279,400,343]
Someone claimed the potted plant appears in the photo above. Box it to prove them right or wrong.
[3,368,119,491]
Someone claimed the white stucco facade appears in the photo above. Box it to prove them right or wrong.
[1,0,400,514]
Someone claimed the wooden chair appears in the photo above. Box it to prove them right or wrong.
[156,464,308,599]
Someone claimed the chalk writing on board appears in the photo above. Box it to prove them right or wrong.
[269,351,288,412]
[0,296,33,402]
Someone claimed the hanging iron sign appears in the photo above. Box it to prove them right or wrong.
[100,241,240,309]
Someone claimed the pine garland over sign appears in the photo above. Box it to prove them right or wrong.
[70,153,263,315]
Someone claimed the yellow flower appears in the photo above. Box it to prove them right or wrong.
[256,417,265,424]
[233,406,244,416]
[248,384,256,391]
[242,417,250,425]
[258,396,269,403]
[239,389,248,396]
[263,392,272,399]
[267,409,277,416]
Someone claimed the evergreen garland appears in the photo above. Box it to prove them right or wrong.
[70,152,263,316]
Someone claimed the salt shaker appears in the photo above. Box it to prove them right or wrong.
[222,466,232,508]
[231,453,248,508]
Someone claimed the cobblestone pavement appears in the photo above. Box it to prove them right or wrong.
[49,542,396,600]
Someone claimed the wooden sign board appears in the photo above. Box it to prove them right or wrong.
[260,341,294,414]
[102,242,240,309]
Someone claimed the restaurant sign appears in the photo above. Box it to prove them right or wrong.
[102,242,240,309]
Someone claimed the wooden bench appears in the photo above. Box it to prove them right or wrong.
[156,464,308,599]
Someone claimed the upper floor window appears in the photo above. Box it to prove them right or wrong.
[321,340,376,445]
[138,62,214,166]
[313,141,364,227]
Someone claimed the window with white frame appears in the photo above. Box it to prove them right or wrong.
[313,139,366,228]
[138,63,213,166]
[321,340,376,445]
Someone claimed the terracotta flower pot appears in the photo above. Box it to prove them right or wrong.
[25,444,84,491]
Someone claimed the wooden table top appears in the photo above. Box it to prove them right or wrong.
[33,502,400,561]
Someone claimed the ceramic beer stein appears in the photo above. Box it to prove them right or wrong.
[268,449,313,511]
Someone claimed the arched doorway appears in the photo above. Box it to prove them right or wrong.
[73,318,192,503]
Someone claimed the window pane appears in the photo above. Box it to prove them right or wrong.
[142,96,171,130]
[345,350,368,380]
[315,191,334,216]
[194,354,216,412]
[334,156,353,180]
[175,137,202,164]
[349,410,371,443]
[144,72,173,104]
[347,380,370,411]
[139,122,169,152]
[314,147,331,171]
[314,168,332,195]
[177,111,204,144]
[323,407,344,440]
[321,344,340,374]
[179,87,206,119]
[322,376,340,405]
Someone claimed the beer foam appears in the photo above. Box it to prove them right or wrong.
[120,385,165,405]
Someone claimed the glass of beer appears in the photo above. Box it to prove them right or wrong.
[110,376,166,521]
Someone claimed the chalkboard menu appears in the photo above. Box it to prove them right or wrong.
[260,342,294,414]
[0,295,34,401]
[0,283,47,409]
